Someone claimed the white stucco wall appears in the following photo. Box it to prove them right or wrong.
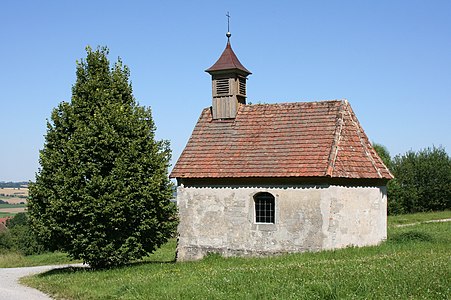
[176,184,387,261]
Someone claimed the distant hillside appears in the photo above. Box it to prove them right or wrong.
[0,182,29,188]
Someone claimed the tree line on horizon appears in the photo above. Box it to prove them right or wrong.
[373,144,450,215]
[0,182,28,188]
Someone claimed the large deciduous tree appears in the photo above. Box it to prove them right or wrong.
[29,46,178,269]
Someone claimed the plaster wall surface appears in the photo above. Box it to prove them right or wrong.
[176,184,387,261]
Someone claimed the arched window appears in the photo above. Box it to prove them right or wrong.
[254,192,275,223]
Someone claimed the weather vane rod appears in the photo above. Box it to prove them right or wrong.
[226,11,231,39]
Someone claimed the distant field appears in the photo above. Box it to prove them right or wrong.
[0,197,27,204]
[0,203,27,214]
[0,187,29,197]
[0,187,28,205]
[0,207,26,213]
[0,212,15,218]
[0,203,27,209]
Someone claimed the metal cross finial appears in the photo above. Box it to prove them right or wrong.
[226,12,231,39]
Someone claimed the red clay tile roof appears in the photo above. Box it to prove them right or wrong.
[170,100,393,180]
[0,217,9,231]
[205,40,251,75]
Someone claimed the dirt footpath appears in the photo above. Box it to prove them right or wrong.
[0,264,83,300]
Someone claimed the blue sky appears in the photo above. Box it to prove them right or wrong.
[1,1,450,182]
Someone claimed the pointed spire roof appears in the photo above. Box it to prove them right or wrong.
[205,39,251,75]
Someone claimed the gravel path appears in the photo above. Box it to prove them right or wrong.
[0,264,84,300]
[394,218,451,227]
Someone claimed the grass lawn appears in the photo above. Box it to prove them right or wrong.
[20,212,450,299]
[0,252,79,268]
[388,210,451,226]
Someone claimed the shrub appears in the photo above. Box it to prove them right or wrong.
[391,146,451,213]
[0,230,13,253]
[1,213,46,255]
[374,144,450,214]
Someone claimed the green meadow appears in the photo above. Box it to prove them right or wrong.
[17,211,450,299]
[0,251,79,268]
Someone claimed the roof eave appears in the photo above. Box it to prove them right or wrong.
[173,176,392,187]
[205,67,252,76]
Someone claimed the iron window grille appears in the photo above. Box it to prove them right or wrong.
[254,192,275,223]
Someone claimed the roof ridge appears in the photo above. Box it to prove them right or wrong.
[345,102,383,178]
[325,100,347,176]
[244,99,346,107]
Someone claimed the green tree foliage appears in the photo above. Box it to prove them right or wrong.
[373,143,400,214]
[6,212,28,227]
[0,230,12,253]
[390,146,451,214]
[0,213,45,255]
[372,143,393,171]
[373,144,450,215]
[28,46,178,269]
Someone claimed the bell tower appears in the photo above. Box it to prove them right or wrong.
[205,15,251,119]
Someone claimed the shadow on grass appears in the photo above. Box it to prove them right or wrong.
[388,230,433,243]
[38,266,89,276]
[38,258,177,276]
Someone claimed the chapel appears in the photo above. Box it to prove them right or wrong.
[170,30,393,261]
